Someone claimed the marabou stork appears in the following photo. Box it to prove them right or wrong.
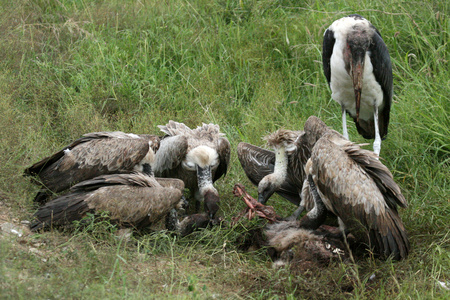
[322,14,393,155]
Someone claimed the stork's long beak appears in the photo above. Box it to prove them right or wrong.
[196,165,220,218]
[351,54,365,122]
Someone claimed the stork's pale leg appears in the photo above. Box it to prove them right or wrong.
[373,104,381,156]
[341,106,349,140]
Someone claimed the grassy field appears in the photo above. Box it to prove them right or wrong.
[0,0,448,298]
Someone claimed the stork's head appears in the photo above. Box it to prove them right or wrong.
[345,24,371,122]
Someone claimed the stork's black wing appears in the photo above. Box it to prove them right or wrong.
[322,28,336,86]
[369,30,393,139]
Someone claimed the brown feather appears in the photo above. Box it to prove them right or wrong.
[24,132,159,202]
[154,121,230,215]
[308,131,409,260]
[214,137,231,182]
[237,142,304,205]
[343,143,407,208]
[30,173,183,231]
[264,129,300,149]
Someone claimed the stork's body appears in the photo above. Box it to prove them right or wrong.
[24,132,160,203]
[152,121,231,218]
[323,14,393,155]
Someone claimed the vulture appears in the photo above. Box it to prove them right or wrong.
[300,116,410,260]
[323,14,393,155]
[152,121,231,219]
[24,131,160,204]
[237,130,313,220]
[30,173,185,232]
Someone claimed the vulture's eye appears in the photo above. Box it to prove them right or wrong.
[211,161,219,170]
[182,161,196,171]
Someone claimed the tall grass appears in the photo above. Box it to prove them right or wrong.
[0,0,448,298]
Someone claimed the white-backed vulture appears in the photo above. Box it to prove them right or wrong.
[30,173,184,231]
[24,131,160,203]
[152,121,231,218]
[237,130,313,220]
[301,116,409,260]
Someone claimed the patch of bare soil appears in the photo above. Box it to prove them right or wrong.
[0,194,60,263]
[0,194,31,237]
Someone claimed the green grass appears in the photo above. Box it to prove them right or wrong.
[1,0,449,298]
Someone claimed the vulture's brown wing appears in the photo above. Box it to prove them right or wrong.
[237,142,302,205]
[213,137,231,182]
[152,135,189,175]
[31,173,182,231]
[25,132,152,193]
[310,134,409,260]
